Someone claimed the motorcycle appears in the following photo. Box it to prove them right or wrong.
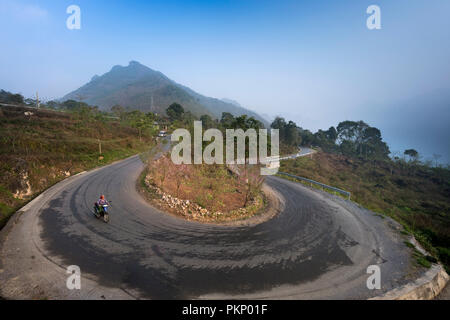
[94,202,111,223]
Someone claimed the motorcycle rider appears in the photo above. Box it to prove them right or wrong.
[94,195,109,214]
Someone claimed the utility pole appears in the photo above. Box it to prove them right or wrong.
[36,91,40,108]
[98,138,102,155]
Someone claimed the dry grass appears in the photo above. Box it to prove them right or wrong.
[145,155,264,218]
[0,105,155,229]
[280,151,450,270]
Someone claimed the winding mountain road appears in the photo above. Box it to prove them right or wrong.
[0,153,415,300]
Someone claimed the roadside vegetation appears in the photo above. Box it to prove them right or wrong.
[0,90,158,229]
[137,103,267,223]
[141,155,264,223]
[275,116,450,272]
[2,88,448,273]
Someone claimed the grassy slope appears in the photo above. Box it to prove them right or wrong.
[280,152,450,271]
[0,105,154,229]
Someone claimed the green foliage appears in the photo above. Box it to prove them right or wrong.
[271,117,301,147]
[404,241,415,248]
[416,255,432,268]
[437,247,450,267]
[220,112,235,128]
[167,103,185,121]
[122,110,158,140]
[111,104,125,117]
[280,151,450,270]
[232,114,264,130]
[313,127,338,153]
[269,118,389,160]
[0,89,24,104]
[298,128,315,146]
[404,149,419,162]
[0,201,15,230]
[270,117,301,153]
[336,120,390,160]
[200,114,216,129]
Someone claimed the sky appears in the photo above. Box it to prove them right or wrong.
[0,0,449,163]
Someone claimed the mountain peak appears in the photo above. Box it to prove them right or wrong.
[111,64,123,71]
[110,61,146,72]
[62,61,267,124]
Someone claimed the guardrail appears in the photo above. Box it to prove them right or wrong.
[278,172,351,200]
[0,103,19,107]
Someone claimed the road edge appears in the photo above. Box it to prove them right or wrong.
[0,155,143,300]
[370,238,449,300]
[275,173,449,300]
[370,263,448,300]
[0,169,86,246]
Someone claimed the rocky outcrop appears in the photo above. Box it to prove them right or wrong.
[13,172,33,200]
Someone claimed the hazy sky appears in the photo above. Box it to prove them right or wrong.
[1,0,449,162]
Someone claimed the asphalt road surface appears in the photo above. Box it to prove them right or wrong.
[0,154,416,299]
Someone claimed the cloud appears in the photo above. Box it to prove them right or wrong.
[0,0,48,21]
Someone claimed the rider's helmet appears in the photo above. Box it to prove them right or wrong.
[100,195,105,200]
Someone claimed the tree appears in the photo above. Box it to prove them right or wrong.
[340,140,355,156]
[270,117,287,133]
[432,154,442,167]
[0,90,24,104]
[284,121,300,146]
[336,121,388,159]
[158,156,170,188]
[173,164,188,197]
[239,164,264,207]
[337,120,369,156]
[63,99,81,110]
[299,128,314,146]
[47,100,61,110]
[361,127,390,159]
[337,120,358,143]
[200,114,214,129]
[404,149,419,162]
[245,117,264,130]
[166,103,184,121]
[181,111,196,126]
[313,127,338,152]
[233,115,248,130]
[271,117,300,147]
[111,105,125,118]
[325,126,337,143]
[10,94,24,104]
[128,111,157,141]
[220,112,235,128]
